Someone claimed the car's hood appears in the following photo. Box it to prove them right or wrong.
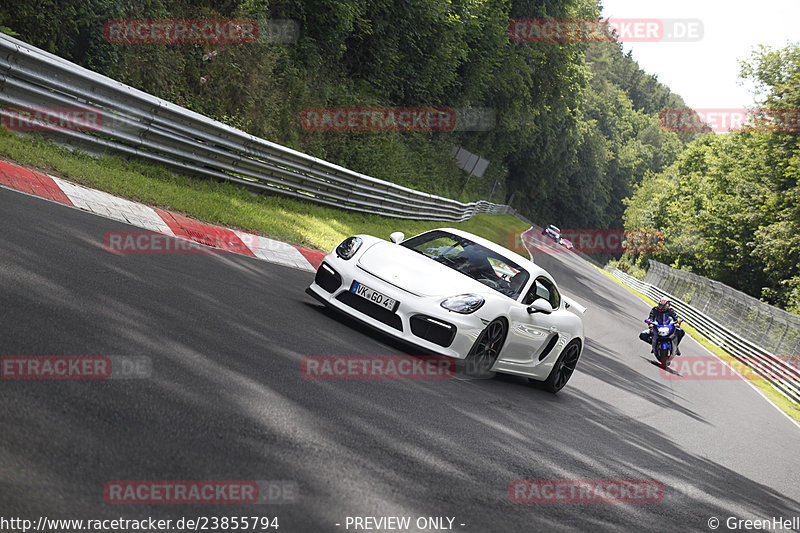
[357,241,490,297]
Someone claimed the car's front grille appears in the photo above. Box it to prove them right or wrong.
[336,291,403,331]
[410,315,457,347]
[315,262,342,293]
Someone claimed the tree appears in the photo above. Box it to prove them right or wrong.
[621,43,800,313]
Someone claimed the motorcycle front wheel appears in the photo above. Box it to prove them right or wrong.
[657,346,672,369]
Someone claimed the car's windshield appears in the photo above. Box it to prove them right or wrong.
[401,230,529,299]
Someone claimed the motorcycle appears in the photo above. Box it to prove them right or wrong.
[640,317,683,368]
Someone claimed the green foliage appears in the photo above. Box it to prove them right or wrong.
[0,130,527,253]
[0,11,19,36]
[547,41,692,230]
[2,0,697,242]
[0,1,126,69]
[622,43,800,314]
[606,257,646,280]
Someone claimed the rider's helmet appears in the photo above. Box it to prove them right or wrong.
[657,298,671,311]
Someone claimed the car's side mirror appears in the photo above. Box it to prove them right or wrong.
[390,232,405,244]
[527,300,553,314]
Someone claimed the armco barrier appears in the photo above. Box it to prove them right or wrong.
[0,33,510,222]
[609,268,800,405]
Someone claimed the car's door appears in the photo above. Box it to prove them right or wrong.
[500,277,562,364]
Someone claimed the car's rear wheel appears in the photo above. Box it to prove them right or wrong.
[464,319,507,377]
[537,339,581,393]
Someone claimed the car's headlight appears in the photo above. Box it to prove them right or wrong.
[440,294,485,314]
[336,236,363,259]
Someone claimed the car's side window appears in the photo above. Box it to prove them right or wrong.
[522,281,543,305]
[542,278,560,309]
[522,277,561,309]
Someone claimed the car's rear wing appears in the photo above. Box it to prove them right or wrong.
[563,295,587,315]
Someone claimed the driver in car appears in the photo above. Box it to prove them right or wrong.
[646,299,685,355]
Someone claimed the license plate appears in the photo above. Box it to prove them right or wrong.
[351,281,398,311]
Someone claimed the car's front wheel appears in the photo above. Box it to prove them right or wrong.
[464,319,507,377]
[536,339,581,393]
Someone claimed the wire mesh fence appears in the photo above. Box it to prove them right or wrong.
[611,267,800,405]
[645,261,800,360]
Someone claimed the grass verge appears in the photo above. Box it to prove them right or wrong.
[0,130,528,252]
[597,266,800,425]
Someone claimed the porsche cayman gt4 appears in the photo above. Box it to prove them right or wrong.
[306,228,586,392]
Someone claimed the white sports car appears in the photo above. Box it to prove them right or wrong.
[305,228,586,392]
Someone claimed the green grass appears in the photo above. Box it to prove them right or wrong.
[597,266,800,425]
[0,130,529,252]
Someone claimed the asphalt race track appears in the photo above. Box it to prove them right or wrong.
[2,186,799,532]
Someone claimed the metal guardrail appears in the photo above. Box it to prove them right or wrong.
[609,268,800,405]
[645,260,800,359]
[0,33,511,222]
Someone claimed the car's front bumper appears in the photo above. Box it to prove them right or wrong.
[306,255,489,360]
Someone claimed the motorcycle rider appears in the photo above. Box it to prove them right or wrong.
[647,298,685,355]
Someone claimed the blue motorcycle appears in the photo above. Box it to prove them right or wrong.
[641,317,683,368]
